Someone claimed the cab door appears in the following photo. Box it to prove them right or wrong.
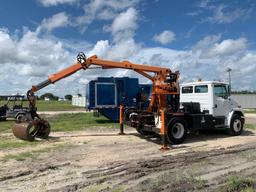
[213,84,232,117]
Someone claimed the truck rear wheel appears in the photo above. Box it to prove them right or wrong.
[167,118,187,144]
[228,114,244,136]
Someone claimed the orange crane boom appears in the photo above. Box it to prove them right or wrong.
[31,53,179,111]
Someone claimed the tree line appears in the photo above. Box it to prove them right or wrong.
[232,91,256,94]
[39,93,73,100]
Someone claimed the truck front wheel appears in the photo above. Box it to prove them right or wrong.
[167,118,187,144]
[228,114,244,136]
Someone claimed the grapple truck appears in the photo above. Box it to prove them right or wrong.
[12,53,244,150]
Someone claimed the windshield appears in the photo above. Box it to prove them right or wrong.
[214,84,228,97]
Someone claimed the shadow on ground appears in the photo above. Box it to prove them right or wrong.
[40,126,255,149]
[132,128,255,147]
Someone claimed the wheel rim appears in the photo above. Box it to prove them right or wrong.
[172,122,185,139]
[17,115,25,122]
[233,119,242,132]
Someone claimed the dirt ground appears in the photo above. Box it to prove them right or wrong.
[0,116,256,192]
[246,113,256,124]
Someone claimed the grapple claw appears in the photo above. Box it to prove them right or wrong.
[12,119,51,141]
[34,119,51,139]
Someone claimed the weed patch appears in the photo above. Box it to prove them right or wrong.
[217,176,255,192]
[1,144,71,162]
[245,124,256,130]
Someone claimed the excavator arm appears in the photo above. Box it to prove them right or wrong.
[13,52,179,141]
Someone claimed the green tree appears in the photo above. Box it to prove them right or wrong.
[40,93,59,100]
[64,94,72,100]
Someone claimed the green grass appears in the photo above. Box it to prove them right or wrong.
[0,136,40,149]
[241,150,256,161]
[0,120,15,133]
[0,113,117,151]
[135,170,206,192]
[1,144,70,161]
[245,124,256,130]
[0,113,117,134]
[217,176,255,192]
[176,170,206,189]
[36,100,83,111]
[0,100,83,111]
[46,113,118,132]
[244,109,256,114]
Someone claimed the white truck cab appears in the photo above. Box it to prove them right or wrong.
[180,81,244,135]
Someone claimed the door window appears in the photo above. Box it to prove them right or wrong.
[214,84,228,98]
[182,86,193,93]
[195,85,208,93]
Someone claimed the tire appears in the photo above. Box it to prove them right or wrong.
[123,108,136,123]
[16,114,26,122]
[228,114,244,136]
[167,117,187,144]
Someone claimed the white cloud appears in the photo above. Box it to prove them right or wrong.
[206,4,249,24]
[192,34,221,57]
[108,39,140,60]
[0,28,16,63]
[88,6,140,60]
[38,0,79,7]
[97,9,116,20]
[186,10,202,16]
[208,38,247,56]
[38,12,70,33]
[83,34,256,92]
[78,78,89,84]
[2,24,256,95]
[0,28,88,95]
[190,2,252,24]
[17,30,71,69]
[88,38,140,61]
[198,0,211,8]
[153,30,175,45]
[108,7,138,43]
[88,40,110,58]
[74,0,139,32]
[191,35,248,60]
[1,0,256,96]
[110,7,138,34]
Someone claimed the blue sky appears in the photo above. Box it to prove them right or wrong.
[0,0,255,96]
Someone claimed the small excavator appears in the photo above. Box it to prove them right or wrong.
[12,53,179,149]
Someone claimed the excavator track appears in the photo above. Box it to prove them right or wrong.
[12,119,50,141]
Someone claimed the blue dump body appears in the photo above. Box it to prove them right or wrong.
[87,77,151,121]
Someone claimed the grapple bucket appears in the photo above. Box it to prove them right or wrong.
[12,119,51,141]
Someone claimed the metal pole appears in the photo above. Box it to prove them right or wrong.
[160,108,169,151]
[227,68,232,94]
[119,104,124,135]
